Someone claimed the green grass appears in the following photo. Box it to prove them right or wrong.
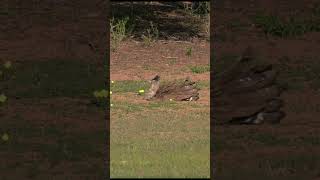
[168,58,177,65]
[182,2,210,17]
[142,21,159,47]
[111,79,209,93]
[110,94,210,178]
[111,101,181,113]
[186,47,193,56]
[195,80,210,89]
[111,80,149,93]
[111,110,210,178]
[189,65,210,74]
[111,101,145,113]
[3,60,105,98]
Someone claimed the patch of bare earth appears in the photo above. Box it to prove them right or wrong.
[111,39,209,81]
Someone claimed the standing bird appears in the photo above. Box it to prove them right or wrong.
[213,47,285,125]
[144,75,161,100]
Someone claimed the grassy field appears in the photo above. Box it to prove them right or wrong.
[110,81,210,178]
[110,2,210,178]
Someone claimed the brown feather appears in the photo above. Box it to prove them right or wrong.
[145,76,200,101]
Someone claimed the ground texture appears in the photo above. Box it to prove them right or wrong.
[213,1,320,179]
[110,2,210,178]
[1,1,108,179]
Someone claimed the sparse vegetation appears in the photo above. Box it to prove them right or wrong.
[183,2,210,17]
[182,2,210,39]
[0,60,13,107]
[186,47,193,56]
[168,58,177,65]
[110,80,210,178]
[111,80,149,93]
[189,65,210,74]
[110,17,135,51]
[142,21,159,47]
[109,2,210,178]
[92,89,109,107]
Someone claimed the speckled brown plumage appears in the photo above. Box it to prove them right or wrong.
[144,76,200,101]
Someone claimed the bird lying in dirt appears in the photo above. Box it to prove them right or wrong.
[144,75,200,101]
[143,47,285,125]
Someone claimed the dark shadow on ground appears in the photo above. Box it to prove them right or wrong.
[111,1,209,41]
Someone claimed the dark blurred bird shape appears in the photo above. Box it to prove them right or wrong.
[213,47,285,125]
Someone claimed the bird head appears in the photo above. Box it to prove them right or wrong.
[149,75,160,83]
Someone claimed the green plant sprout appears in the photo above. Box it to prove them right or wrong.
[110,17,132,51]
[142,21,159,47]
[186,47,193,56]
[0,94,7,103]
[3,61,12,69]
[93,89,109,98]
[1,133,9,141]
[92,89,109,107]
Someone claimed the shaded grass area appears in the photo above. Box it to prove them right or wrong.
[110,96,210,178]
[2,60,105,98]
[111,2,209,41]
